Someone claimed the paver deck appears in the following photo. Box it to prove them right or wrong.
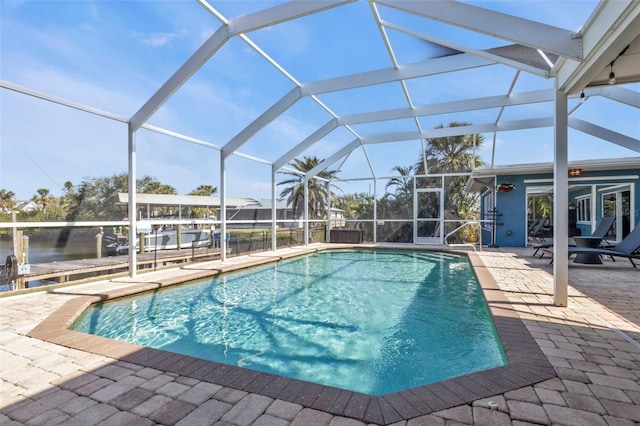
[1,243,639,425]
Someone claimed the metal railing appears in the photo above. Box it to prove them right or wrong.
[444,220,493,251]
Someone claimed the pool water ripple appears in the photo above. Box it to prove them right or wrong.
[72,250,506,395]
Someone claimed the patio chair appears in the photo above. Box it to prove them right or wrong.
[533,216,615,258]
[527,217,543,235]
[543,224,640,267]
[528,217,547,242]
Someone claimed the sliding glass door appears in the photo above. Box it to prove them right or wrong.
[602,189,631,242]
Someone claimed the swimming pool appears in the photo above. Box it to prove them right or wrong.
[72,249,506,395]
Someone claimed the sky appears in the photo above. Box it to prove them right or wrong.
[1,0,638,202]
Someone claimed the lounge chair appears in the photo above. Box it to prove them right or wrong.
[527,217,543,235]
[528,217,547,242]
[542,224,640,267]
[532,216,615,258]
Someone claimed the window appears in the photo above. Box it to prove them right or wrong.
[576,196,591,223]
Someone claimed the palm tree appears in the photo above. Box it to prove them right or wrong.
[189,185,218,196]
[189,185,218,219]
[32,188,52,213]
[278,156,339,219]
[59,181,78,219]
[335,192,374,220]
[528,193,552,221]
[385,165,414,199]
[140,179,176,195]
[415,122,485,220]
[137,178,176,218]
[0,189,15,213]
[416,122,484,174]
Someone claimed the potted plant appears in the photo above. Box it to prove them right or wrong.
[497,183,516,192]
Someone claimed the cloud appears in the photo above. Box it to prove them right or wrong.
[141,33,176,47]
[14,63,141,116]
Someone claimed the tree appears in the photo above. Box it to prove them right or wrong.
[138,177,177,218]
[32,188,52,213]
[70,173,175,221]
[381,165,414,241]
[138,177,176,195]
[71,173,127,220]
[278,156,339,219]
[416,122,484,175]
[334,192,375,240]
[385,165,414,200]
[0,189,15,213]
[189,185,218,196]
[335,192,374,220]
[528,193,552,220]
[42,198,67,222]
[59,181,79,220]
[189,185,218,219]
[415,122,485,220]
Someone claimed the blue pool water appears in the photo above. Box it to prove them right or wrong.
[72,250,506,395]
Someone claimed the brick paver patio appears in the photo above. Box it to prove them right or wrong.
[1,244,639,425]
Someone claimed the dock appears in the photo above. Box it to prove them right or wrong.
[19,247,226,287]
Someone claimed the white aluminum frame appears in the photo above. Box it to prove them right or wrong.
[2,0,639,307]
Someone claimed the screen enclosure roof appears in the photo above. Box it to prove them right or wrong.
[1,0,639,191]
[129,0,640,183]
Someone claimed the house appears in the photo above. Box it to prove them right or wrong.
[468,157,640,247]
[13,200,38,213]
[116,193,259,220]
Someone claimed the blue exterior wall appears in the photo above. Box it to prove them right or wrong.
[494,175,529,247]
[484,168,639,247]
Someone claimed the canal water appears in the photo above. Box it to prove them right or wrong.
[1,239,95,292]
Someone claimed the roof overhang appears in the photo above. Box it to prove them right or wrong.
[464,176,495,193]
[474,156,640,177]
[556,1,640,94]
[466,157,640,192]
[117,193,259,209]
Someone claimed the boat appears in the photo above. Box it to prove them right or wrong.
[105,225,213,255]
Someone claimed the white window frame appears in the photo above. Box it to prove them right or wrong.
[600,184,634,243]
[575,195,592,224]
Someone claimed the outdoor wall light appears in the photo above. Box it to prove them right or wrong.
[568,168,582,177]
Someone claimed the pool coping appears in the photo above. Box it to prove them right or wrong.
[27,245,556,424]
